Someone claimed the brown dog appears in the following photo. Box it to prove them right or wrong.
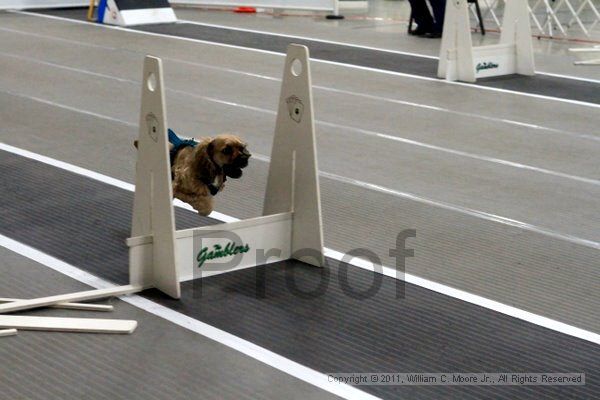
[170,134,251,216]
[134,133,250,216]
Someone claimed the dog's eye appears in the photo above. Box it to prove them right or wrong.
[222,146,233,155]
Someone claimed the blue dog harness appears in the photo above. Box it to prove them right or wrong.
[168,129,222,196]
[168,128,198,166]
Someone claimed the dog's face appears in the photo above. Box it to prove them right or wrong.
[209,134,251,178]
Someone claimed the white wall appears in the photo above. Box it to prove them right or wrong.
[171,0,336,12]
[0,1,87,9]
[0,0,337,15]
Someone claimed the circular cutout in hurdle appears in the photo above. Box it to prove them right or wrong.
[147,73,157,92]
[291,58,303,77]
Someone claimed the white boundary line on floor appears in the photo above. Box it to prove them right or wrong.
[254,150,600,250]
[1,87,137,127]
[311,58,600,108]
[2,51,599,186]
[2,86,599,250]
[0,235,378,400]
[11,10,600,109]
[9,10,277,56]
[538,70,600,85]
[10,40,600,183]
[10,12,599,86]
[2,81,599,250]
[177,19,440,59]
[1,28,596,143]
[1,142,599,346]
[176,19,600,85]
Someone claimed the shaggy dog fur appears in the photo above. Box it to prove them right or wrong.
[170,134,251,216]
[135,134,251,216]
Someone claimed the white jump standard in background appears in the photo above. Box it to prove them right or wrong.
[438,0,535,82]
[127,44,325,299]
[97,0,177,26]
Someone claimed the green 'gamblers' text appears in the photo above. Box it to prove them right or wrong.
[197,242,250,268]
[476,61,499,72]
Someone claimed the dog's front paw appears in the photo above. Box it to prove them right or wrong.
[196,207,213,217]
[191,199,214,217]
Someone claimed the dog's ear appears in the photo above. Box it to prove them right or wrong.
[196,139,218,179]
[207,139,215,158]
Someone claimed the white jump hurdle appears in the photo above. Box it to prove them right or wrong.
[97,0,177,26]
[0,44,323,315]
[438,0,535,82]
[127,44,324,299]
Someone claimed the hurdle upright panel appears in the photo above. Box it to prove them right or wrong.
[130,56,181,299]
[264,45,325,268]
[438,0,534,82]
[127,45,324,299]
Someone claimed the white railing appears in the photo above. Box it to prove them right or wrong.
[480,0,600,38]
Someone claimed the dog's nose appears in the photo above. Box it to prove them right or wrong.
[241,148,251,158]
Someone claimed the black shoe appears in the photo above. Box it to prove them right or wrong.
[409,27,430,36]
[424,31,442,38]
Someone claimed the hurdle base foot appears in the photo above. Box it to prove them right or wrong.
[326,14,345,20]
